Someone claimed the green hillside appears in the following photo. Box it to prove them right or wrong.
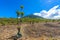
[0,17,60,26]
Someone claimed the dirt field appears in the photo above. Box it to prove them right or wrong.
[0,22,60,40]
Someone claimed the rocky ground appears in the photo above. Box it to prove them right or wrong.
[0,22,60,40]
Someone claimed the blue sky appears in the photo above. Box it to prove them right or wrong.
[0,0,60,18]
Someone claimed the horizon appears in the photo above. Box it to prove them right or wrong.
[0,0,60,19]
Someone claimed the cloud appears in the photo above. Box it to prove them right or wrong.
[33,5,60,19]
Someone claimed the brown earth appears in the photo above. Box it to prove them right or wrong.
[0,22,60,40]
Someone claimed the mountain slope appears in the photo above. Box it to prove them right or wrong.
[24,14,43,19]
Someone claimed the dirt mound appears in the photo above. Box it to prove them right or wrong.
[0,25,18,40]
[21,23,60,38]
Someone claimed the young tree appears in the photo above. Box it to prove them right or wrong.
[16,5,24,39]
[16,5,24,24]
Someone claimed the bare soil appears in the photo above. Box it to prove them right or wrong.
[0,22,60,40]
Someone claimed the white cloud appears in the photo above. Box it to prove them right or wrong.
[33,5,60,19]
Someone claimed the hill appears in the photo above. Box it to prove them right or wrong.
[24,14,43,19]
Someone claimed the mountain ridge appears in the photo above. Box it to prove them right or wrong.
[24,14,44,19]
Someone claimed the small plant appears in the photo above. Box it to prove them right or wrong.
[17,26,21,32]
[1,21,6,26]
[17,26,22,38]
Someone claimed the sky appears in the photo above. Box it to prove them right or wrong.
[0,0,60,19]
